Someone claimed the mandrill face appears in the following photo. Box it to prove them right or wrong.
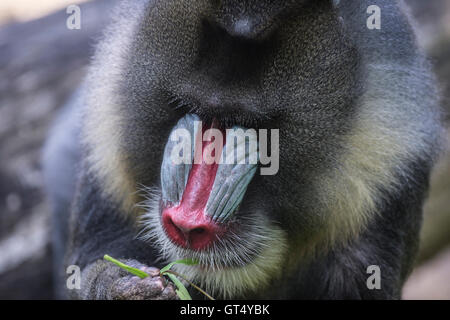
[57,0,442,301]
[111,0,361,298]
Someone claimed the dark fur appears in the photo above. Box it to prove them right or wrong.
[44,0,443,299]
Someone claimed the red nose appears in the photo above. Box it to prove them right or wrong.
[162,207,223,250]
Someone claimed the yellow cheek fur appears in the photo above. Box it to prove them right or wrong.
[81,3,146,213]
[315,63,441,248]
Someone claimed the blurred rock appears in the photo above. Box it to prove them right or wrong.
[403,246,450,300]
[0,0,116,299]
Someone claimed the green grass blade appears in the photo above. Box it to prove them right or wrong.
[104,255,197,300]
[103,255,149,279]
[163,270,215,300]
[160,258,198,274]
[165,273,192,300]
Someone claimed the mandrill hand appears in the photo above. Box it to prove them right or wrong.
[77,260,178,300]
[109,266,178,300]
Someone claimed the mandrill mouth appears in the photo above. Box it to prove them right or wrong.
[139,191,288,298]
[156,209,273,271]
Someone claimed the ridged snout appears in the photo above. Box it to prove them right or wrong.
[160,114,258,250]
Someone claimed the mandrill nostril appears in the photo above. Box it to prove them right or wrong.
[191,227,206,235]
[161,208,223,251]
[162,215,186,242]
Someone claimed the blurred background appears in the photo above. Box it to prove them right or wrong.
[0,0,449,299]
